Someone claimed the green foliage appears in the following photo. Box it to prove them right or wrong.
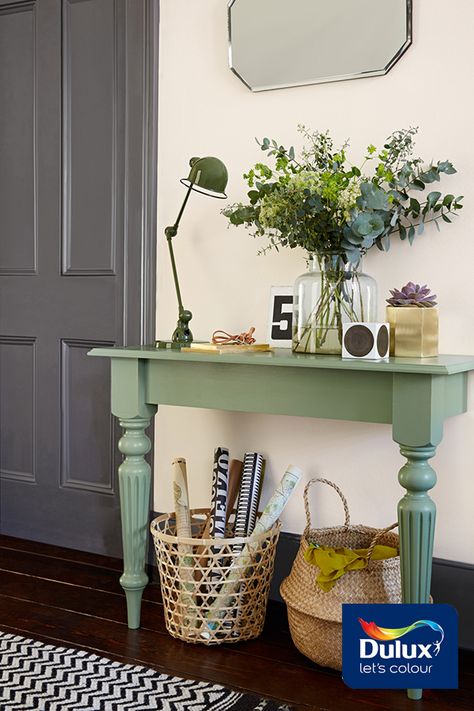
[222,126,463,263]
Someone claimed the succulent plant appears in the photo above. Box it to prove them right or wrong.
[387,282,437,308]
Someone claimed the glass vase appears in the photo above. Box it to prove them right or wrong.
[292,254,377,355]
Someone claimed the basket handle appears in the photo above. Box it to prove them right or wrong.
[367,522,398,563]
[303,478,350,536]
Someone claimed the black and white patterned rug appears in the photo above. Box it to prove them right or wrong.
[0,632,291,711]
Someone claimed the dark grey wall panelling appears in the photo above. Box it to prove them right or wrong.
[0,0,159,556]
[62,0,123,276]
[0,2,37,274]
[60,338,117,494]
[0,336,36,482]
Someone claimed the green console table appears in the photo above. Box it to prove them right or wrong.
[89,346,474,700]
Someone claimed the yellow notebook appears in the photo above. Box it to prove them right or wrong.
[181,343,272,354]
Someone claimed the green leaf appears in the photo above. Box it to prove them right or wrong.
[411,179,425,191]
[357,182,390,210]
[408,225,415,244]
[443,194,454,207]
[418,221,425,235]
[289,146,295,160]
[442,214,452,223]
[419,168,440,183]
[351,212,385,239]
[381,234,391,251]
[409,197,420,214]
[438,160,456,174]
[427,191,442,206]
[390,211,399,227]
[399,223,407,240]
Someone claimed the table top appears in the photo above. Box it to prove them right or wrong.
[89,345,474,376]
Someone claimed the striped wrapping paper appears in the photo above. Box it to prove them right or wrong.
[234,452,265,537]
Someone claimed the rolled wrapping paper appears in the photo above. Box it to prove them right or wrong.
[199,458,243,544]
[196,458,243,586]
[250,464,302,536]
[247,455,265,535]
[209,447,229,539]
[226,459,243,523]
[232,454,265,630]
[234,452,265,537]
[208,447,230,586]
[172,458,196,624]
[173,458,192,535]
[202,464,303,633]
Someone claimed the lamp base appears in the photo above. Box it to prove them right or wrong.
[155,340,182,350]
[172,309,193,346]
[155,310,193,349]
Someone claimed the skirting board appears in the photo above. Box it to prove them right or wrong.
[149,519,474,651]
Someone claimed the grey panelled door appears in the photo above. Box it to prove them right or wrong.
[0,0,158,556]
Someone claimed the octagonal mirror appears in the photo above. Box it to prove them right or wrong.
[228,0,412,92]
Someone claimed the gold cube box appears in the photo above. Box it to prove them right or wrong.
[386,306,439,357]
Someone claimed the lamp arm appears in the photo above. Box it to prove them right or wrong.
[164,184,193,315]
[166,183,193,236]
[166,237,184,314]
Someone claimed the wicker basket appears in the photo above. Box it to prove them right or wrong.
[280,478,401,670]
[150,508,280,645]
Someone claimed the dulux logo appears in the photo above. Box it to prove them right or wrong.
[358,617,444,660]
[342,604,457,690]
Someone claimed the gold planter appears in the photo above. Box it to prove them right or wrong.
[386,306,438,358]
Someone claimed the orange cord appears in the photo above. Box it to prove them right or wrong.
[212,327,256,345]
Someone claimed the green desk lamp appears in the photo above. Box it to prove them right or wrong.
[162,156,228,348]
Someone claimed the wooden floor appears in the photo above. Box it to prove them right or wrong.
[0,535,472,711]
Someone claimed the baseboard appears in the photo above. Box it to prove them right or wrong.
[149,516,474,651]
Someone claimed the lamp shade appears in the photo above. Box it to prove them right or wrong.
[180,156,228,198]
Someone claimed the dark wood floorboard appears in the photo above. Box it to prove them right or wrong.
[0,535,472,711]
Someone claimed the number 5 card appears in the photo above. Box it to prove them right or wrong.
[268,286,293,347]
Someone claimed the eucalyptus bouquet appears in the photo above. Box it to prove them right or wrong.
[223,126,463,264]
[223,127,463,353]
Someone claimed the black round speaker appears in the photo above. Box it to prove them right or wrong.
[343,324,374,357]
[377,325,389,357]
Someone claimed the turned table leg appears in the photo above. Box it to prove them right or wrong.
[397,444,437,701]
[392,372,446,701]
[118,416,153,629]
[109,357,157,629]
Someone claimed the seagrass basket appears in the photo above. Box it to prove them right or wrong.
[150,508,280,645]
[280,478,401,670]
